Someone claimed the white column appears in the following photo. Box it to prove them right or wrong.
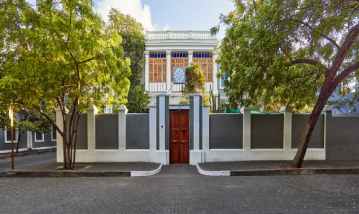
[280,106,292,152]
[148,104,156,151]
[166,50,171,91]
[87,104,98,151]
[212,50,218,94]
[202,105,210,152]
[241,106,251,151]
[55,107,63,162]
[27,131,32,150]
[188,51,193,66]
[144,51,149,91]
[118,105,128,151]
[167,30,170,39]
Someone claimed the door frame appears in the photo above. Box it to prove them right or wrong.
[169,109,190,164]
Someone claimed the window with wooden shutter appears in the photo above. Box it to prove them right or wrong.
[193,52,213,82]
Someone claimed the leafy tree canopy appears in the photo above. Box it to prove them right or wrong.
[0,0,131,168]
[108,8,150,113]
[213,0,359,167]
[214,0,359,112]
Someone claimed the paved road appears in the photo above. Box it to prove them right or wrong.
[0,152,56,170]
[1,164,359,213]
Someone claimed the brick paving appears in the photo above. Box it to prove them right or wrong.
[1,165,359,213]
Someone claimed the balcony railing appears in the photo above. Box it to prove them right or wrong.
[146,30,216,40]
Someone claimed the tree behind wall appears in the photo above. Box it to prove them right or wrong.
[213,0,359,167]
[108,8,150,113]
[0,0,131,169]
[181,62,210,105]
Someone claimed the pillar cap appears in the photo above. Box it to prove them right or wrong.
[189,93,202,97]
[156,93,170,97]
[148,104,156,108]
[117,105,128,112]
[279,106,291,113]
[240,106,252,111]
[323,105,333,112]
[87,104,98,113]
[56,106,69,113]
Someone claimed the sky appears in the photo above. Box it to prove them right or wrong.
[94,0,235,39]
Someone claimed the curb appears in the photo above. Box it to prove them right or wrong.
[196,164,230,176]
[196,164,359,176]
[0,170,131,177]
[131,163,162,177]
[0,164,162,178]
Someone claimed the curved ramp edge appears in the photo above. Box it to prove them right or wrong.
[131,163,162,177]
[196,164,230,176]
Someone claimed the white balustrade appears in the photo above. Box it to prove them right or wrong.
[146,31,215,40]
[149,82,167,92]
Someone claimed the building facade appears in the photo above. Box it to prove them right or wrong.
[144,30,223,104]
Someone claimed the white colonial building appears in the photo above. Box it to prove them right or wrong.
[144,30,223,104]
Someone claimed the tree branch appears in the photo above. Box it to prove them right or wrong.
[332,62,359,88]
[290,58,322,67]
[290,19,340,49]
[38,108,63,136]
[78,56,97,64]
[330,23,359,74]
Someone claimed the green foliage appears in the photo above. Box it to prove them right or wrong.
[0,0,131,168]
[108,8,150,113]
[181,62,208,104]
[214,0,359,111]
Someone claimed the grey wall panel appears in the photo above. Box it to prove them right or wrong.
[95,114,118,149]
[0,129,28,150]
[126,114,149,149]
[209,114,243,149]
[32,132,56,148]
[292,114,324,148]
[63,114,87,149]
[75,114,88,149]
[251,114,284,149]
[199,96,203,150]
[327,116,359,160]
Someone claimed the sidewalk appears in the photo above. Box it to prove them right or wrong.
[0,162,162,177]
[197,160,359,176]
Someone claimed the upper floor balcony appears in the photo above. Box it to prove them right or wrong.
[146,30,216,40]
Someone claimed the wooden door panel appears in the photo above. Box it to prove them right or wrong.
[170,110,189,164]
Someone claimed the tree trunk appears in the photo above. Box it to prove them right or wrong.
[16,132,21,153]
[291,80,333,168]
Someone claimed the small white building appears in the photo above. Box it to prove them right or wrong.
[144,30,224,104]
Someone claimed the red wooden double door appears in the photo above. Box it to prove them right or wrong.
[170,110,189,163]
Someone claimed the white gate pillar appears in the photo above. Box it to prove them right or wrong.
[87,104,98,152]
[118,105,127,151]
[190,93,204,165]
[155,93,170,164]
[241,106,252,151]
[280,106,292,154]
